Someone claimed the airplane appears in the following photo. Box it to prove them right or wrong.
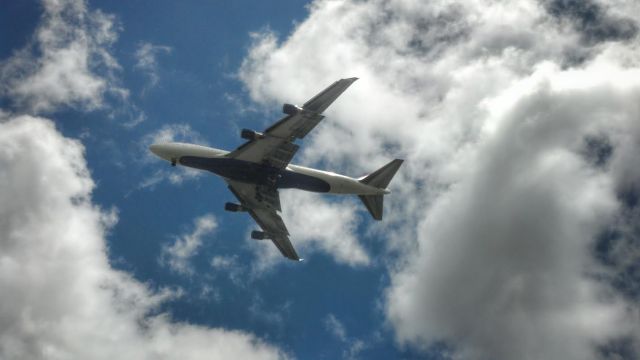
[149,78,403,261]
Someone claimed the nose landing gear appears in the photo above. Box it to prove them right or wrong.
[171,158,176,167]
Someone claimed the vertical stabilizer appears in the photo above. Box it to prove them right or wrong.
[358,159,403,220]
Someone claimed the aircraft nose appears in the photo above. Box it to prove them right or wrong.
[149,143,162,156]
[149,143,171,160]
[149,143,180,165]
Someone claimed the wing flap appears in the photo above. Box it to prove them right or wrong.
[267,141,299,169]
[265,111,325,140]
[255,184,281,211]
[227,136,284,164]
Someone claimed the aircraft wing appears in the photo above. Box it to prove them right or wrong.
[226,180,300,261]
[227,77,358,168]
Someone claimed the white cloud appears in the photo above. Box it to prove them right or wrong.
[161,214,218,275]
[122,106,147,128]
[281,192,369,265]
[145,123,207,146]
[238,0,640,358]
[324,314,366,360]
[324,314,347,342]
[135,42,172,92]
[0,0,127,113]
[248,295,290,328]
[211,255,245,286]
[0,115,286,359]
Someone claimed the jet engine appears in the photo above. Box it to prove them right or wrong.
[251,230,270,240]
[241,128,264,141]
[282,103,302,115]
[224,202,246,212]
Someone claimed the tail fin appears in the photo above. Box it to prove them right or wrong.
[358,159,403,220]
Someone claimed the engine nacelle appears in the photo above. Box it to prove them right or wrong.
[241,128,264,141]
[282,103,302,115]
[251,230,270,240]
[224,202,246,212]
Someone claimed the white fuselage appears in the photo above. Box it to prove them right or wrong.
[149,142,388,195]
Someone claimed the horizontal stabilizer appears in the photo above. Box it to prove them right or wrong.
[360,159,403,189]
[358,159,403,220]
[358,195,384,221]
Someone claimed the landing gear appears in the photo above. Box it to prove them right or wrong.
[224,202,246,212]
[171,158,176,167]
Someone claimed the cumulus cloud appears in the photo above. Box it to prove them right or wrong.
[281,192,368,265]
[543,0,638,45]
[135,42,172,92]
[0,115,286,359]
[0,0,127,113]
[386,68,638,359]
[161,214,218,275]
[238,0,640,358]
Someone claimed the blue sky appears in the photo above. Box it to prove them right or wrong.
[1,1,640,359]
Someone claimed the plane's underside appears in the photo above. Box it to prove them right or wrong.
[150,78,403,261]
[181,156,332,193]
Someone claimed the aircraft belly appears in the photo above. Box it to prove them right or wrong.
[178,156,330,192]
[180,156,275,184]
[179,156,374,194]
[277,170,330,192]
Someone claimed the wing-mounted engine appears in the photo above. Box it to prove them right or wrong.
[251,230,270,240]
[224,202,246,212]
[282,103,302,115]
[241,128,265,141]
